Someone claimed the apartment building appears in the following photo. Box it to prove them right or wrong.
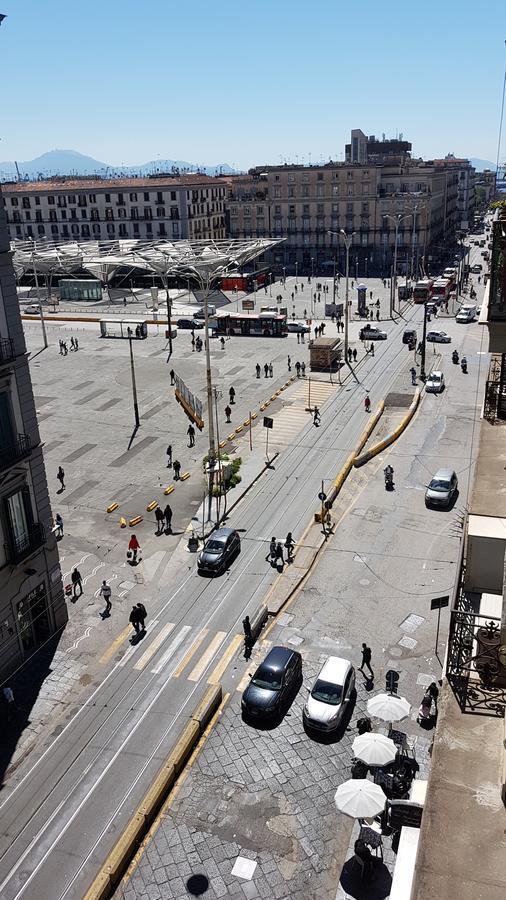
[227,160,459,277]
[0,188,67,683]
[433,154,476,232]
[1,175,227,244]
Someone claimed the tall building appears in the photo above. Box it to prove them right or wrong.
[0,187,66,682]
[345,128,412,165]
[0,174,228,244]
[432,154,476,232]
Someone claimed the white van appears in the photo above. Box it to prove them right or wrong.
[456,304,477,323]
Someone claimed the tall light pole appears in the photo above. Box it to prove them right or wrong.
[383,212,412,317]
[128,330,140,429]
[295,260,298,284]
[329,229,354,361]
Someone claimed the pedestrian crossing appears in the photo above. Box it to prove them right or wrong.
[268,379,338,448]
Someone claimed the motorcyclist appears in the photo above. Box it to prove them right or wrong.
[452,349,459,364]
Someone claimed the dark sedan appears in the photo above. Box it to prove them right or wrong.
[241,646,302,720]
[197,527,241,575]
[177,318,204,329]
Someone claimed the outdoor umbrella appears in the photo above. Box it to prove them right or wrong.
[367,693,411,723]
[334,779,386,819]
[352,733,397,767]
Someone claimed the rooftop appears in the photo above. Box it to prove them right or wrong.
[1,174,230,193]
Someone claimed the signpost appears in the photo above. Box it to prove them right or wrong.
[430,595,449,665]
[263,416,273,462]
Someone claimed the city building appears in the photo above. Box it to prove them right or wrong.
[433,154,476,232]
[0,187,67,682]
[345,128,412,165]
[475,168,497,207]
[0,174,228,244]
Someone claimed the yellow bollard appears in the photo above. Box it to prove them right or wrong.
[235,425,243,433]
[180,472,191,481]
[119,517,127,528]
[146,500,158,512]
[107,502,119,513]
[164,485,175,495]
[129,515,143,527]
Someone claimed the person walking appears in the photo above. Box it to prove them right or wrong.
[191,335,196,352]
[166,444,173,467]
[256,363,261,379]
[99,580,112,616]
[358,642,374,678]
[224,404,232,423]
[173,459,181,480]
[164,503,172,532]
[284,532,295,561]
[55,512,64,539]
[229,386,236,404]
[70,337,75,351]
[242,615,252,639]
[364,395,371,413]
[155,505,165,534]
[347,347,352,362]
[275,541,284,566]
[220,336,225,350]
[370,343,375,357]
[187,423,195,447]
[128,533,141,562]
[269,363,273,378]
[170,369,175,386]
[136,602,147,632]
[129,605,140,634]
[376,309,380,321]
[75,337,79,351]
[301,361,306,377]
[71,567,83,599]
[264,363,269,378]
[57,466,65,491]
[59,340,64,355]
[295,361,301,377]
[287,354,291,371]
[313,406,321,426]
[353,348,357,362]
[269,536,277,562]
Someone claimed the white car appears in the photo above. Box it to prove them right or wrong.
[426,330,451,344]
[425,371,445,393]
[303,656,355,732]
[22,305,41,315]
[286,321,310,333]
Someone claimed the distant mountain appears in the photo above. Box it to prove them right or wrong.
[0,149,238,181]
[470,157,495,172]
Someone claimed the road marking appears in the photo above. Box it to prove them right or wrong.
[187,631,227,682]
[207,634,243,685]
[118,620,159,667]
[151,625,192,674]
[171,628,208,678]
[99,624,132,665]
[133,622,175,671]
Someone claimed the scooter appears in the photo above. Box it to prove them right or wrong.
[461,357,468,374]
[452,350,459,365]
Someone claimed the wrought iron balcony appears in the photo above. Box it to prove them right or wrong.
[0,432,33,471]
[11,522,45,564]
[0,337,15,366]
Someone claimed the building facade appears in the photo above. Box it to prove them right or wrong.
[0,189,67,683]
[433,155,476,232]
[0,175,228,245]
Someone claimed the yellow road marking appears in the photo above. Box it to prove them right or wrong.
[99,624,132,665]
[171,628,208,678]
[133,622,175,671]
[187,631,227,682]
[207,633,242,684]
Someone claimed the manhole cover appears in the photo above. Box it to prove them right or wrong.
[398,635,417,649]
[399,613,425,633]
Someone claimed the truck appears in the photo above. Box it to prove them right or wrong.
[456,304,477,324]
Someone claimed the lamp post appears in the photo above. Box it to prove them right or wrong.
[383,212,412,317]
[311,257,315,282]
[128,330,140,429]
[295,260,298,284]
[329,229,354,361]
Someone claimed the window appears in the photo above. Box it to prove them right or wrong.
[48,196,55,205]
[78,194,87,206]
[362,183,369,195]
[274,205,281,215]
[288,187,295,198]
[51,224,58,235]
[274,187,281,198]
[361,232,368,244]
[11,197,18,207]
[289,205,295,215]
[144,208,152,220]
[303,204,310,214]
[158,223,166,236]
[25,211,31,221]
[88,194,96,203]
[131,207,138,220]
[171,191,176,201]
[332,203,338,214]
[119,224,127,237]
[133,222,140,235]
[275,175,280,181]
[317,173,323,181]
[105,193,111,203]
[71,224,79,235]
[62,224,69,236]
[106,223,115,235]
[6,488,32,558]
[347,185,354,196]
[302,173,310,183]
[332,185,339,196]
[57,195,66,207]
[156,207,165,218]
[257,206,264,214]
[157,192,163,204]
[81,224,90,237]
[49,210,57,223]
[92,223,100,235]
[317,185,324,197]
[144,192,150,201]
[146,222,153,233]
[80,209,87,219]
[15,226,22,236]
[12,211,21,223]
[317,203,324,214]
[117,193,124,205]
[288,174,295,183]
[347,202,353,214]
[129,192,137,202]
[118,208,126,218]
[35,197,40,205]
[302,186,309,198]
[70,209,77,220]
[91,209,99,221]
[362,202,369,213]
[172,221,179,238]
[105,208,114,221]
[22,197,31,209]
[35,211,42,223]
[61,210,67,220]
[67,195,76,204]
[243,206,250,216]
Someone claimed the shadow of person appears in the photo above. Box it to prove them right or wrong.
[100,609,111,620]
[364,676,375,692]
[56,487,64,495]
[339,856,392,900]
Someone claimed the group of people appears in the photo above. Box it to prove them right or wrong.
[268,533,295,567]
[58,337,79,355]
[314,323,326,339]
[166,446,182,479]
[154,504,173,534]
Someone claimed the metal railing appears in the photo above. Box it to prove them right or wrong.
[0,432,33,471]
[11,521,45,564]
[0,337,15,366]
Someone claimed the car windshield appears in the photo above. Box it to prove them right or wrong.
[205,539,225,552]
[251,668,281,690]
[429,478,450,492]
[311,678,342,705]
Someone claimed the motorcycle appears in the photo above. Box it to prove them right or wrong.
[384,466,394,490]
[461,357,468,374]
[452,350,459,365]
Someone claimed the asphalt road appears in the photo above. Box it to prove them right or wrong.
[0,249,487,900]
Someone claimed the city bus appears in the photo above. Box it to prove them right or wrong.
[413,279,433,304]
[210,310,287,337]
[220,267,271,292]
[431,278,452,304]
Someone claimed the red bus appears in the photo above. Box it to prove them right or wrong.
[210,311,287,337]
[220,267,270,292]
[413,279,433,303]
[431,279,452,304]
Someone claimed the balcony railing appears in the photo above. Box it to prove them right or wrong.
[11,521,45,564]
[0,432,33,471]
[0,337,15,366]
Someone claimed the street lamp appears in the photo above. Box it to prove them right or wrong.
[127,329,140,429]
[329,229,354,362]
[311,257,315,282]
[383,212,412,317]
[295,260,298,284]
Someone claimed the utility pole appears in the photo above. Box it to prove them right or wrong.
[203,271,217,523]
[420,299,428,381]
[165,278,173,359]
[328,229,354,362]
[128,331,140,428]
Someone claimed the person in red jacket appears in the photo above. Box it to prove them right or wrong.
[128,534,140,563]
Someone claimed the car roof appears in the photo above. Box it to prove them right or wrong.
[428,370,443,378]
[432,467,455,480]
[260,645,299,671]
[317,656,351,683]
[209,527,235,540]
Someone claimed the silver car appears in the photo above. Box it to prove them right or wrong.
[426,330,451,344]
[425,468,458,508]
[425,371,445,394]
[303,656,355,731]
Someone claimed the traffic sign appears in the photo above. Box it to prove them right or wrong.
[430,595,449,610]
[318,491,327,502]
[263,417,273,429]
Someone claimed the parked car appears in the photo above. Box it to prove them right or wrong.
[425,371,445,394]
[22,305,42,315]
[241,646,302,720]
[471,264,482,273]
[425,468,458,508]
[197,527,241,575]
[359,325,387,341]
[303,656,355,732]
[426,330,451,344]
[176,318,204,329]
[287,320,311,333]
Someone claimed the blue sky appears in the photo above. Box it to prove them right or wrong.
[0,0,504,169]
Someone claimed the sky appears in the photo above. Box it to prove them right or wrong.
[0,0,505,170]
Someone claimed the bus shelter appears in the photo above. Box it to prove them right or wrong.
[99,319,148,339]
[309,336,342,371]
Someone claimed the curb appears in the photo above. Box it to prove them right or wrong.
[83,685,222,900]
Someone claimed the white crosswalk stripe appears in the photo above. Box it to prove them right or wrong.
[118,619,160,667]
[133,622,175,671]
[150,625,192,675]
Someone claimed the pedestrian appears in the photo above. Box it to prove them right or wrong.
[364,395,371,413]
[301,361,306,377]
[295,284,298,293]
[318,292,321,302]
[123,297,127,308]
[187,423,195,447]
[62,341,68,356]
[369,291,373,300]
[129,605,140,634]
[136,601,147,632]
[297,332,300,344]
[170,369,175,386]
[225,405,232,423]
[348,347,352,362]
[269,363,273,378]
[59,340,64,355]
[314,326,319,338]
[291,292,294,302]
[75,337,79,351]
[376,309,380,321]
[128,533,141,562]
[173,459,181,480]
[164,503,172,532]
[358,642,374,678]
[264,362,269,378]
[244,633,253,659]
[376,299,380,307]
[55,512,64,538]
[229,386,236,404]
[166,444,172,467]
[313,406,321,426]
[2,686,15,722]
[313,292,317,303]
[57,466,65,491]
[70,337,75,350]
[256,363,261,378]
[321,323,325,334]
[191,336,196,352]
[284,532,295,561]
[242,615,252,638]
[275,541,284,565]
[220,336,225,350]
[370,343,375,357]
[155,505,165,534]
[71,567,83,598]
[295,361,301,377]
[99,580,112,615]
[351,280,354,289]
[287,354,291,371]
[353,348,357,362]
[269,536,277,562]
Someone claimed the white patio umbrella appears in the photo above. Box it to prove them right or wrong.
[334,779,386,819]
[352,733,397,767]
[367,693,411,723]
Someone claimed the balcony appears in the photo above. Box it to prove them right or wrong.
[0,433,33,471]
[0,337,15,367]
[11,521,45,564]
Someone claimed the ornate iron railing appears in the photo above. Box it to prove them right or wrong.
[447,605,506,717]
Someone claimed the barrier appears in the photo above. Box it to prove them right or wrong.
[354,390,420,468]
[180,472,190,481]
[119,517,127,528]
[129,515,143,527]
[146,501,157,512]
[106,502,118,514]
[163,485,175,495]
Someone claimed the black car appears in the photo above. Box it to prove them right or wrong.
[177,318,204,329]
[197,527,241,575]
[241,646,302,720]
